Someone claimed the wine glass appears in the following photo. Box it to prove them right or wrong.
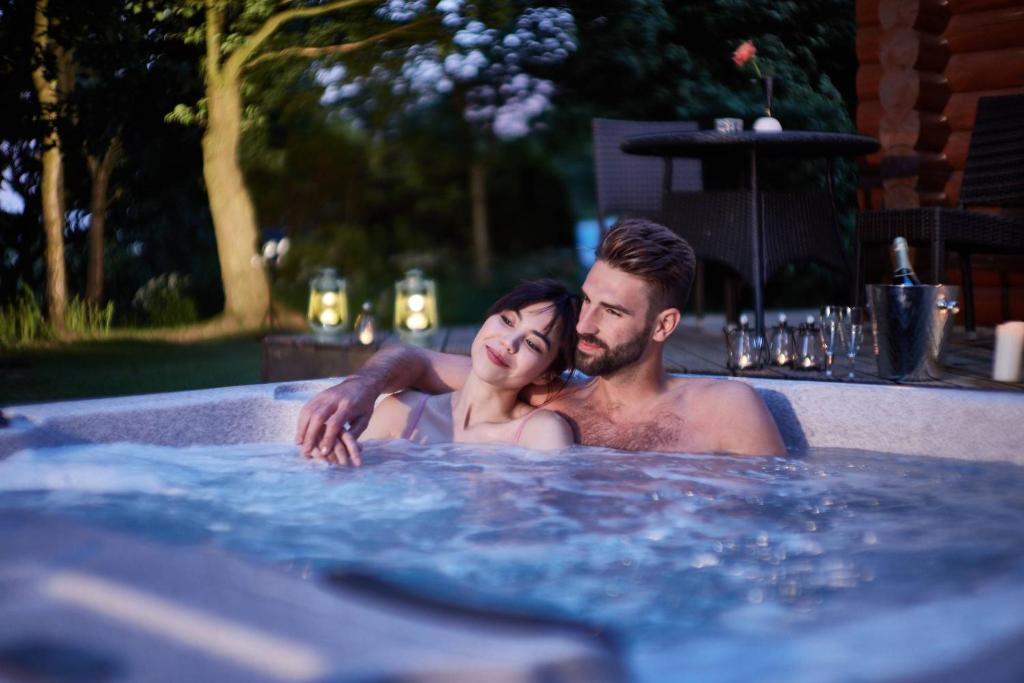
[841,306,866,380]
[819,305,842,378]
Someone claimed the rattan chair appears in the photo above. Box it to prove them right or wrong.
[856,94,1024,333]
[592,118,702,233]
[592,118,708,315]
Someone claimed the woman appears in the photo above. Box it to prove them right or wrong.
[358,279,578,454]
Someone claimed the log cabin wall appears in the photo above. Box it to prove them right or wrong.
[857,0,1024,209]
[856,0,1024,325]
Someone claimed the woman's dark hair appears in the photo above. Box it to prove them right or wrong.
[485,279,579,379]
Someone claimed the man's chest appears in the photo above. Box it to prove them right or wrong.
[556,395,707,452]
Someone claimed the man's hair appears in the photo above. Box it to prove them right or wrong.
[485,278,579,377]
[595,218,696,313]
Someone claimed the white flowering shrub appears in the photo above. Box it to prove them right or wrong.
[133,272,198,327]
[318,2,576,140]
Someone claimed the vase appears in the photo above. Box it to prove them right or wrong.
[754,75,782,133]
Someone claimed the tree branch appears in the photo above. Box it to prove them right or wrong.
[224,0,381,77]
[245,17,431,70]
[205,0,223,83]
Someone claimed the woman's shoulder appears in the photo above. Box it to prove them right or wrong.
[362,390,428,440]
[517,408,575,451]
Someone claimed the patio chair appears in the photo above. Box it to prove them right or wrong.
[592,118,703,233]
[855,93,1024,334]
[592,118,711,318]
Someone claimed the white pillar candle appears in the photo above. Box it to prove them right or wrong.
[992,321,1024,383]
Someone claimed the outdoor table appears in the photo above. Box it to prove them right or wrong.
[620,130,879,342]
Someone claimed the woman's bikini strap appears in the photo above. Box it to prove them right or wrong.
[512,409,544,444]
[401,394,431,440]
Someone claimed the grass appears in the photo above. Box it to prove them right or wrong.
[1,335,263,405]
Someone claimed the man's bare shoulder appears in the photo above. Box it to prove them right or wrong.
[666,376,763,410]
[663,376,784,455]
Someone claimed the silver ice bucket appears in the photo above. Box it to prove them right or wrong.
[866,284,960,381]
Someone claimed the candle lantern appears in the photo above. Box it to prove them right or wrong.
[795,315,823,370]
[308,267,348,338]
[354,301,377,346]
[768,313,796,367]
[394,269,438,345]
[724,315,761,371]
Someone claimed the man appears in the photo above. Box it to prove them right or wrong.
[296,218,785,463]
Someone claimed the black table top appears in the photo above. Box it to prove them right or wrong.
[621,130,880,159]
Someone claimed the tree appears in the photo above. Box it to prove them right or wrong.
[319,3,576,281]
[162,0,435,328]
[29,0,70,333]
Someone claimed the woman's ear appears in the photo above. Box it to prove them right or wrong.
[652,307,681,342]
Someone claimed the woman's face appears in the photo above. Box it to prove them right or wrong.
[470,301,563,390]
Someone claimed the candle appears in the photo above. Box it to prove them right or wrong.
[406,311,429,331]
[319,308,339,326]
[738,353,751,369]
[992,321,1024,382]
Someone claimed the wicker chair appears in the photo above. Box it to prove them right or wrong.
[856,93,1024,333]
[592,118,708,315]
[592,118,702,232]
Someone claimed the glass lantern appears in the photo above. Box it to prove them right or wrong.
[724,314,761,371]
[768,313,796,367]
[354,301,376,346]
[307,267,348,338]
[795,314,823,370]
[394,269,438,345]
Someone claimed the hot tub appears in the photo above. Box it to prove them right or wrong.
[2,378,1023,682]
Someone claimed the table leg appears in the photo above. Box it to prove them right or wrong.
[749,149,765,343]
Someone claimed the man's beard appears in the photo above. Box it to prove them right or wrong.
[575,324,652,376]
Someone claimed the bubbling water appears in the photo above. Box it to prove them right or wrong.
[3,441,1024,682]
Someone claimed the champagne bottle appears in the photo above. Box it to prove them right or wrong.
[890,237,921,286]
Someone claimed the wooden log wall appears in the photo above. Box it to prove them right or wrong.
[857,0,1024,208]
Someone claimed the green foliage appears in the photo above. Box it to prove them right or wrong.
[165,100,207,127]
[0,284,50,348]
[64,297,115,337]
[0,284,115,348]
[132,273,199,327]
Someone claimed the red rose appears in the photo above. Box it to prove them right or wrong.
[732,41,757,67]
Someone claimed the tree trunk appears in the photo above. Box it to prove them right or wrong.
[85,139,119,305]
[31,0,67,333]
[469,158,491,283]
[201,78,270,327]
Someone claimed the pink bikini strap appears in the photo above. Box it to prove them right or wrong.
[512,409,544,444]
[401,394,431,440]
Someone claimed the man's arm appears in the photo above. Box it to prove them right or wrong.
[295,344,471,463]
[707,381,786,456]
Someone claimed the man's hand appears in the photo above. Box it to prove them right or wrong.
[295,378,378,466]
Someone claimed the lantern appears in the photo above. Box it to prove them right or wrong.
[394,269,438,344]
[308,267,348,338]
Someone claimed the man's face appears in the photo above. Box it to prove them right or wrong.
[575,260,656,376]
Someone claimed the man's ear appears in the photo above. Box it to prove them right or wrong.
[651,307,681,342]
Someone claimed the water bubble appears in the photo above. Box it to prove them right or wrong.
[692,553,719,569]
